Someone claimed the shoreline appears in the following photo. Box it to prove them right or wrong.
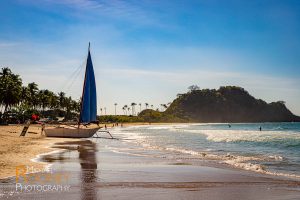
[1,136,300,199]
[1,122,300,181]
[1,123,300,199]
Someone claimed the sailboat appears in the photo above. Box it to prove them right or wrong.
[44,43,100,138]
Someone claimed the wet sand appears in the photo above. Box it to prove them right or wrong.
[1,133,300,200]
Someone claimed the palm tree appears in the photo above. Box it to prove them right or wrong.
[0,67,83,121]
[100,108,103,115]
[71,99,80,113]
[145,103,149,109]
[131,102,136,116]
[127,107,131,115]
[0,67,22,112]
[104,107,106,115]
[27,82,39,109]
[114,103,118,115]
[122,106,126,115]
[20,86,29,105]
[62,96,73,120]
[124,105,128,115]
[138,103,141,113]
[58,92,66,110]
[49,92,59,109]
[0,67,11,77]
[38,89,51,112]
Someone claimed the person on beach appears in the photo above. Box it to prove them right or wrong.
[259,126,262,131]
[41,123,45,135]
[31,114,39,122]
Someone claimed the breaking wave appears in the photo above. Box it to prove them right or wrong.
[114,123,300,179]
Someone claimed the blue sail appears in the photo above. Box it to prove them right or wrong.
[80,45,97,123]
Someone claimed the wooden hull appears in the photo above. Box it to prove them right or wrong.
[44,127,100,138]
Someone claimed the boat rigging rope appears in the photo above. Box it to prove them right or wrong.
[60,60,86,95]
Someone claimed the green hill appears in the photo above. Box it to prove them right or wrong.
[140,86,300,123]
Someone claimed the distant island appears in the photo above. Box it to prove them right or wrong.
[139,86,300,123]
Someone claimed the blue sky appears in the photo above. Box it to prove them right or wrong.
[0,0,300,115]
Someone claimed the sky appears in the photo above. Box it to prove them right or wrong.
[0,0,300,115]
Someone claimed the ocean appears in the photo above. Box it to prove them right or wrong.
[113,122,300,179]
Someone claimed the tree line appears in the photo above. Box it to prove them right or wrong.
[0,67,80,123]
[0,67,173,124]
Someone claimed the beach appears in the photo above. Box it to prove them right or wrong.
[0,125,72,179]
[0,123,152,179]
[0,123,300,199]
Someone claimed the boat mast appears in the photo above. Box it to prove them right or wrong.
[78,42,90,127]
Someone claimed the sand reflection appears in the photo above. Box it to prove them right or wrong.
[43,140,98,199]
[78,140,98,200]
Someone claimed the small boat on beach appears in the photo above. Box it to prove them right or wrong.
[45,43,100,138]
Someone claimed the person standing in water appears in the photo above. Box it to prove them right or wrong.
[259,126,262,131]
